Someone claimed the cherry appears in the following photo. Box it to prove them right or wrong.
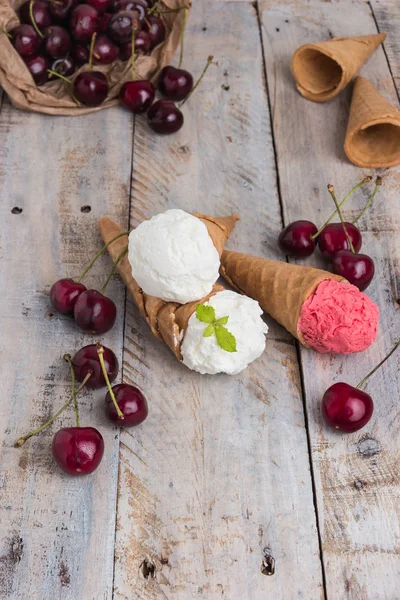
[92,33,119,64]
[70,4,99,41]
[98,12,113,32]
[87,0,113,12]
[50,278,87,314]
[19,0,52,30]
[12,24,42,57]
[72,344,119,389]
[72,42,89,64]
[147,100,183,134]
[24,53,49,85]
[322,383,373,433]
[158,66,193,102]
[331,250,375,291]
[73,71,108,106]
[44,25,71,58]
[119,80,154,113]
[50,55,76,77]
[278,220,318,258]
[120,30,150,58]
[318,222,362,257]
[108,10,141,44]
[49,0,79,23]
[113,0,149,10]
[73,289,116,333]
[52,427,104,475]
[105,383,148,426]
[142,15,165,49]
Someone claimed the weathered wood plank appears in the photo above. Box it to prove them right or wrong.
[113,1,324,599]
[0,98,133,598]
[370,0,400,93]
[260,1,400,598]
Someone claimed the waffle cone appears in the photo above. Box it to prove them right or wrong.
[220,251,345,345]
[344,76,400,167]
[292,33,386,102]
[98,216,233,359]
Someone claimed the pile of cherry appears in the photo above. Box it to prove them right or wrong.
[7,0,200,133]
[278,176,382,291]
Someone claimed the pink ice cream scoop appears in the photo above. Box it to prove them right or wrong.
[298,279,379,354]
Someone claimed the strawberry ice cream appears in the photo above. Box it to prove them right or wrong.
[298,279,379,354]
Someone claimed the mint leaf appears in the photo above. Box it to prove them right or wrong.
[215,324,237,353]
[215,315,229,326]
[203,323,215,337]
[196,304,216,323]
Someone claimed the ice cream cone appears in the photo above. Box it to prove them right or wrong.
[220,250,344,345]
[344,75,400,167]
[98,216,233,359]
[292,33,386,102]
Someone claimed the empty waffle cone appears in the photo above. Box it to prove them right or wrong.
[220,250,344,345]
[98,215,237,359]
[292,33,386,102]
[344,75,400,167]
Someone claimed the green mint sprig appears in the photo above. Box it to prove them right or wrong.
[196,304,237,353]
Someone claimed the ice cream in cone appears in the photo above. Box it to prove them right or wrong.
[220,250,379,354]
[344,75,400,167]
[291,33,386,102]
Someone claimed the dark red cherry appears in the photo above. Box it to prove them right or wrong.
[52,427,104,475]
[70,4,99,41]
[108,10,141,44]
[86,0,113,12]
[331,250,375,291]
[147,100,184,134]
[50,278,87,315]
[50,55,76,77]
[19,0,52,29]
[73,289,116,333]
[24,53,49,85]
[278,220,318,258]
[98,12,113,32]
[73,71,108,106]
[142,15,165,49]
[72,344,119,389]
[120,30,150,58]
[119,79,154,113]
[318,222,362,257]
[12,24,42,57]
[105,383,148,426]
[44,25,71,58]
[322,382,373,433]
[92,33,119,64]
[49,0,79,23]
[158,66,193,101]
[72,42,89,64]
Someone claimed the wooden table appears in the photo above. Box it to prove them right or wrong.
[1,0,399,598]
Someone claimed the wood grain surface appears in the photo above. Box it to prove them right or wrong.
[260,1,400,598]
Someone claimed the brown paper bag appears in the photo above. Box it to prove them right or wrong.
[0,0,188,115]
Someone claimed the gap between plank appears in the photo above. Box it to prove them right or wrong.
[254,1,328,597]
[368,0,400,104]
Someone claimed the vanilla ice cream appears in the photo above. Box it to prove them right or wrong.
[181,290,268,375]
[128,209,221,304]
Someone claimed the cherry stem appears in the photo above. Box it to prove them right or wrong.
[47,69,71,84]
[356,339,400,390]
[311,176,372,240]
[15,369,91,446]
[29,0,44,38]
[327,183,356,254]
[88,32,97,71]
[100,245,128,294]
[64,354,80,427]
[179,55,213,108]
[76,231,130,283]
[352,176,382,225]
[178,7,187,68]
[0,27,12,39]
[97,345,124,419]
